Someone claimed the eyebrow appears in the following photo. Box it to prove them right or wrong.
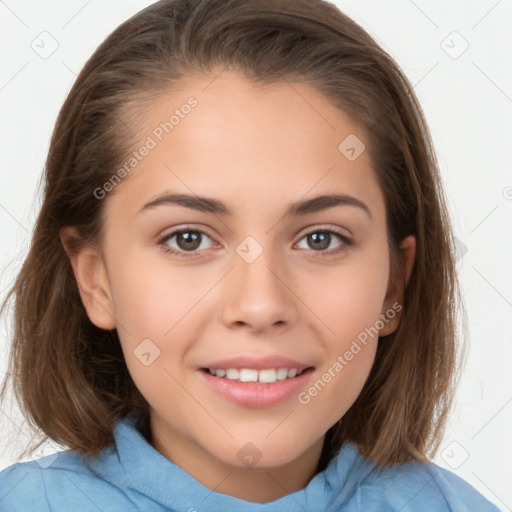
[138,193,372,219]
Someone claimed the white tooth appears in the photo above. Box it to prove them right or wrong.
[239,368,259,382]
[208,369,216,375]
[225,368,239,380]
[258,369,277,383]
[287,368,298,378]
[276,368,289,380]
[215,369,226,377]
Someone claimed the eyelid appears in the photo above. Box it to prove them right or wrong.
[157,224,218,247]
[298,223,352,238]
[158,223,216,240]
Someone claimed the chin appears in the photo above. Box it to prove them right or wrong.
[215,434,319,470]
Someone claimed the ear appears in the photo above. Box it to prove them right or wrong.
[378,235,416,337]
[60,227,117,330]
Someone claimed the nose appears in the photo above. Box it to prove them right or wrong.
[219,245,300,334]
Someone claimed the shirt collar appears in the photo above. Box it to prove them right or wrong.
[90,412,377,511]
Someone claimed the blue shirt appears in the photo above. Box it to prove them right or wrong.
[0,413,501,511]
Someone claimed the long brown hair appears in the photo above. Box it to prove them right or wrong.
[0,0,464,468]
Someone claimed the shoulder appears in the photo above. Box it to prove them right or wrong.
[0,451,135,512]
[366,458,501,512]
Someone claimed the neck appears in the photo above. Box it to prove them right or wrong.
[149,418,326,503]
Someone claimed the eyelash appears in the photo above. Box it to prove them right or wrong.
[157,225,353,259]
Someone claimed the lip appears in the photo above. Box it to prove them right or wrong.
[197,355,315,407]
[198,355,312,372]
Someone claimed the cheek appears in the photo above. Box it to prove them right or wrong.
[297,266,386,426]
[299,343,377,436]
[298,246,388,406]
[107,245,203,334]
[107,250,215,388]
[331,280,387,343]
[302,249,390,340]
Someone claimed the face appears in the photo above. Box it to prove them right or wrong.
[69,69,411,477]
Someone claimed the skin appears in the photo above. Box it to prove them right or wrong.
[61,69,415,503]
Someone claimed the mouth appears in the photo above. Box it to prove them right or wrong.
[200,366,314,384]
[197,362,315,407]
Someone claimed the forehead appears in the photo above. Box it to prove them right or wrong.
[108,69,385,222]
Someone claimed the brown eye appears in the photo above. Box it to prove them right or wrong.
[306,232,331,251]
[296,228,352,257]
[158,228,216,258]
[175,231,202,251]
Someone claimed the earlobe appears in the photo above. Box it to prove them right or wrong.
[60,227,117,330]
[379,235,416,337]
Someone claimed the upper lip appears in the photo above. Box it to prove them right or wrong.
[199,355,314,372]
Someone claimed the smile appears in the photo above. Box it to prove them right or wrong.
[206,368,304,384]
[203,367,307,383]
[199,366,315,407]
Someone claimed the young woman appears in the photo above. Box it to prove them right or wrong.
[0,0,500,510]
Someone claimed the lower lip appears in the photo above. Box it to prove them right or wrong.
[198,368,314,407]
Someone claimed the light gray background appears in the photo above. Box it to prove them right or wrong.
[0,1,510,510]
